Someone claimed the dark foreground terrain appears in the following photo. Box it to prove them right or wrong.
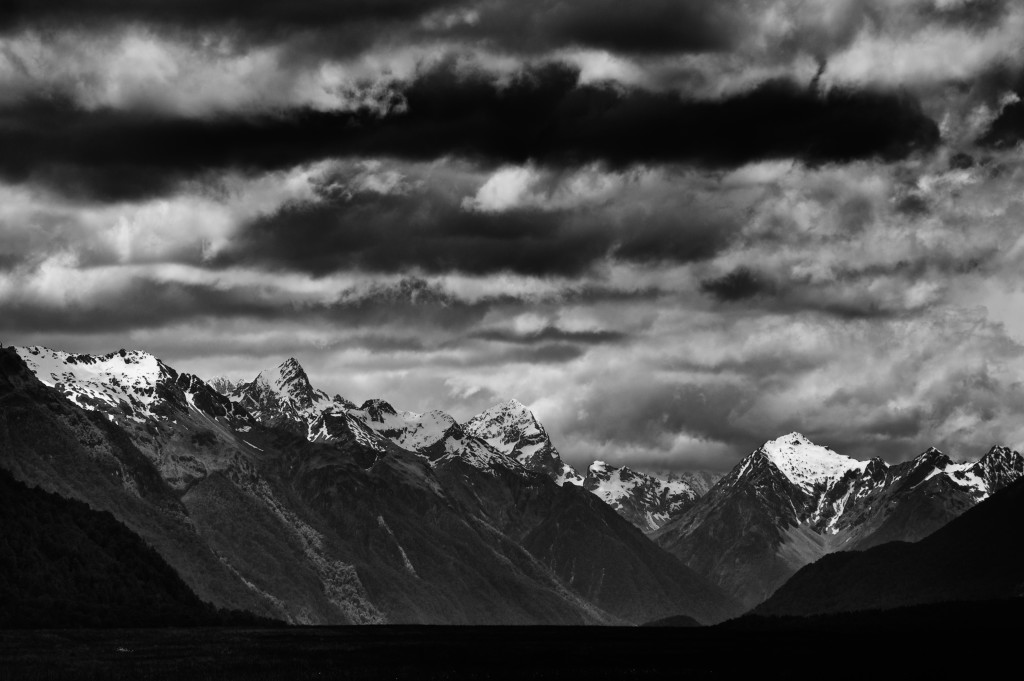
[2,599,1022,681]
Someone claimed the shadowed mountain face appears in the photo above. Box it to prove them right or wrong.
[1,347,738,625]
[756,477,1024,617]
[0,468,257,628]
[653,433,1024,608]
[432,460,737,624]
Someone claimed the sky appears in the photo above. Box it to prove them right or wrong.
[3,0,1024,471]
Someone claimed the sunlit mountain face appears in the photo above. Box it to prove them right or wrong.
[2,1,1023,479]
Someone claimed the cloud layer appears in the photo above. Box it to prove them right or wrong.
[3,0,1024,470]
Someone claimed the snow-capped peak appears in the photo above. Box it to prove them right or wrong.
[466,399,543,441]
[13,344,253,435]
[465,399,583,486]
[14,345,172,419]
[582,459,699,531]
[253,358,313,394]
[937,445,1024,498]
[779,431,810,443]
[346,401,461,452]
[755,432,867,491]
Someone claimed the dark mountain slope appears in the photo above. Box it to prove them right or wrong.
[756,477,1024,616]
[433,459,741,624]
[0,468,253,628]
[260,430,613,625]
[652,445,813,607]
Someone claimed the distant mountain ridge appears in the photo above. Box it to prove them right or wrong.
[653,432,1024,607]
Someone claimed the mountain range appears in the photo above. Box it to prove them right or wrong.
[224,356,712,531]
[2,346,736,625]
[3,343,1022,626]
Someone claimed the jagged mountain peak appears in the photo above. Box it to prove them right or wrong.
[359,398,398,421]
[863,456,888,481]
[582,459,700,532]
[467,398,544,435]
[232,357,343,425]
[465,399,582,486]
[968,445,1024,492]
[470,398,539,428]
[981,445,1021,461]
[255,357,313,390]
[915,446,947,460]
[208,375,242,395]
[588,460,641,481]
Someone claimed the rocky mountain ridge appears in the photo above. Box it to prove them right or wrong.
[228,358,712,530]
[4,345,737,625]
[653,432,1024,607]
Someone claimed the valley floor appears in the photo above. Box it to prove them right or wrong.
[2,600,1021,681]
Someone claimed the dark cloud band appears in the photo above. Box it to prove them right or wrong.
[0,0,454,32]
[1,0,740,56]
[0,62,939,201]
[215,180,736,276]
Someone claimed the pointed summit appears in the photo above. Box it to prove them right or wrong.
[917,446,945,458]
[770,432,813,446]
[465,399,582,486]
[754,432,866,492]
[233,357,335,424]
[207,376,240,396]
[969,446,1024,493]
[262,357,311,388]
